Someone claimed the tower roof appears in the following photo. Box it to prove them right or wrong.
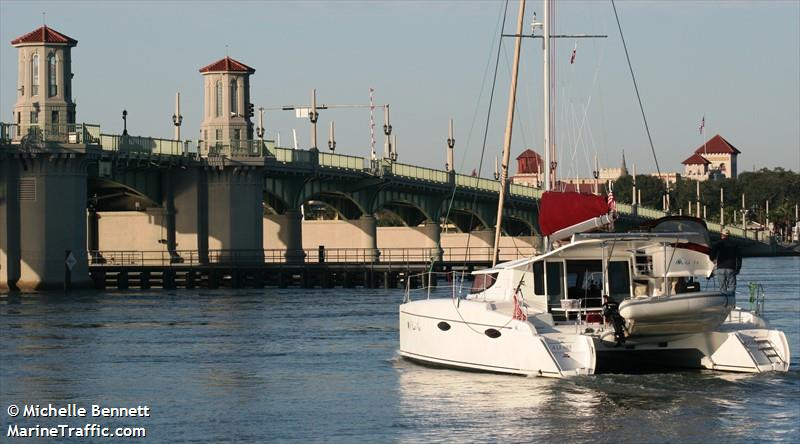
[620,150,629,176]
[693,134,741,155]
[516,149,543,174]
[516,149,542,161]
[681,153,711,165]
[11,25,77,46]
[199,56,255,74]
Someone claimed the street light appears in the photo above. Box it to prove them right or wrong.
[172,113,182,138]
[122,109,128,136]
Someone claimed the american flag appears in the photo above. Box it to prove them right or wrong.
[607,191,616,211]
[699,116,705,134]
[512,289,527,321]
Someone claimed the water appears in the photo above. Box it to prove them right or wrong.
[1,257,798,443]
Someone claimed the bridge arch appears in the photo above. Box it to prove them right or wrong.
[299,191,366,220]
[502,216,534,236]
[88,177,160,211]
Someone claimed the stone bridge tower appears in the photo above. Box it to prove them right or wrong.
[11,25,77,142]
[198,56,255,154]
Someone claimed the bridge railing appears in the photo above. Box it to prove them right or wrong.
[198,140,266,157]
[88,246,538,267]
[391,162,450,183]
[1,123,102,145]
[455,174,501,192]
[271,146,315,163]
[319,151,368,170]
[102,133,189,156]
[509,183,543,198]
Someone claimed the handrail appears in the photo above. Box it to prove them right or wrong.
[2,123,102,145]
[88,246,537,267]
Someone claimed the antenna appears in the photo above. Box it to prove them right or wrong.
[42,11,46,26]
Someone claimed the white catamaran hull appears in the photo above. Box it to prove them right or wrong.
[399,299,596,377]
[594,327,790,373]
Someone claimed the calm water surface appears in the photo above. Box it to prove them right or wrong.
[1,257,799,443]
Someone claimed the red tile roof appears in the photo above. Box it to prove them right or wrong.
[682,153,711,165]
[516,148,542,160]
[199,56,255,74]
[11,25,77,46]
[693,134,741,155]
[516,148,543,174]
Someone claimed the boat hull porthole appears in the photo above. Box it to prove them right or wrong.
[437,322,451,331]
[484,328,501,338]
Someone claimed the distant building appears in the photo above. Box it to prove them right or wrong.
[11,25,78,142]
[511,148,544,188]
[682,134,741,180]
[681,153,711,181]
[512,148,630,194]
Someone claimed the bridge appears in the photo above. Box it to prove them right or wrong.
[0,121,760,291]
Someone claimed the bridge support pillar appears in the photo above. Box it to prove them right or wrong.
[359,214,379,263]
[174,168,209,263]
[282,209,305,263]
[422,220,443,262]
[0,156,21,290]
[1,155,92,290]
[206,166,264,263]
[162,171,177,262]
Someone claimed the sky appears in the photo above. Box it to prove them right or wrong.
[1,0,798,178]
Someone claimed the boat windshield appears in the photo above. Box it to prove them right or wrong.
[649,219,710,247]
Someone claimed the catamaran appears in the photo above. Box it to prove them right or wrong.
[398,0,790,377]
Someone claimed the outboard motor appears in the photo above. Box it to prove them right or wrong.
[603,296,626,345]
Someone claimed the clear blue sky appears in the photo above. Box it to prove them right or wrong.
[2,0,798,178]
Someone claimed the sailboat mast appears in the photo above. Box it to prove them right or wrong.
[492,0,526,267]
[543,0,552,193]
[542,0,553,252]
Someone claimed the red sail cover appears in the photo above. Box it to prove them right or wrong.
[538,191,610,236]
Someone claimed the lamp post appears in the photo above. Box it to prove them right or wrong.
[122,109,128,136]
[383,105,393,160]
[172,92,182,140]
[446,118,455,172]
[308,89,319,151]
[328,121,336,152]
[256,106,265,152]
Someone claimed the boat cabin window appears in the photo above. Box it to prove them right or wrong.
[533,261,544,295]
[471,273,497,292]
[565,260,603,308]
[650,219,710,247]
[608,261,631,301]
[546,261,564,309]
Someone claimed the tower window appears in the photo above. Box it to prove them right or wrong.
[47,52,58,97]
[215,129,222,141]
[30,111,39,124]
[230,80,238,115]
[215,80,223,117]
[48,53,57,97]
[32,54,40,96]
